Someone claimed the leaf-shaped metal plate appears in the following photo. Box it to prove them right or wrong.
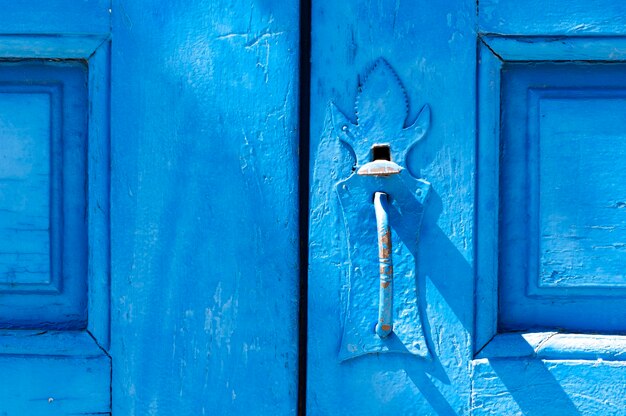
[356,59,409,143]
[326,58,433,361]
[332,58,430,170]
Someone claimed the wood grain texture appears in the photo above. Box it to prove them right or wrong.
[480,0,626,35]
[0,90,52,287]
[110,1,300,414]
[475,36,626,347]
[475,4,626,415]
[472,359,626,415]
[0,0,110,35]
[0,5,111,412]
[0,61,89,330]
[498,62,626,333]
[478,332,626,361]
[483,36,626,62]
[0,355,110,415]
[308,0,476,414]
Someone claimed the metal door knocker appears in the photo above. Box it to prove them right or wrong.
[330,58,432,361]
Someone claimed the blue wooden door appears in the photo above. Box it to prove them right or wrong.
[307,1,626,415]
[0,1,300,414]
[6,1,626,415]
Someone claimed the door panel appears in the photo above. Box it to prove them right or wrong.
[310,1,626,415]
[0,2,111,414]
[0,61,89,328]
[499,62,626,332]
[307,0,476,414]
[474,3,626,415]
[0,1,301,414]
[110,1,301,414]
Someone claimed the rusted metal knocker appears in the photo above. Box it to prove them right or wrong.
[331,58,432,360]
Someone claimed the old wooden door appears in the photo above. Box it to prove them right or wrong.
[307,0,626,415]
[6,0,626,415]
[0,1,300,414]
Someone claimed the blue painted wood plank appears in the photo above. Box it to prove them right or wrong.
[308,0,476,414]
[0,0,110,35]
[475,41,501,353]
[0,330,106,357]
[0,35,108,59]
[480,0,626,35]
[110,1,300,414]
[478,332,626,361]
[483,36,626,62]
[0,355,110,415]
[475,332,556,359]
[472,359,626,415]
[537,334,626,361]
[86,40,112,350]
[536,93,626,287]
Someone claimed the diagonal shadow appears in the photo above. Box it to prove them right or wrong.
[488,358,581,415]
[481,335,581,415]
[389,188,473,334]
[378,186,473,414]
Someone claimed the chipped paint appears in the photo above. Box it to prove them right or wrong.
[110,1,300,414]
[324,60,432,361]
[307,0,477,413]
[374,192,394,338]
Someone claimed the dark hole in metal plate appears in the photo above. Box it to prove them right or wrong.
[372,144,391,161]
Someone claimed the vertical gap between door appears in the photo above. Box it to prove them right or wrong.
[297,0,312,413]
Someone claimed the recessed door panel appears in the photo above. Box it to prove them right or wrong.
[499,62,626,332]
[0,61,88,329]
[0,7,111,411]
[475,9,626,412]
[0,91,53,286]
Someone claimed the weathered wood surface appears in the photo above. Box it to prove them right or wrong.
[0,355,111,415]
[308,0,476,414]
[474,2,626,415]
[111,1,300,414]
[0,4,111,415]
[480,0,626,36]
[0,0,110,35]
